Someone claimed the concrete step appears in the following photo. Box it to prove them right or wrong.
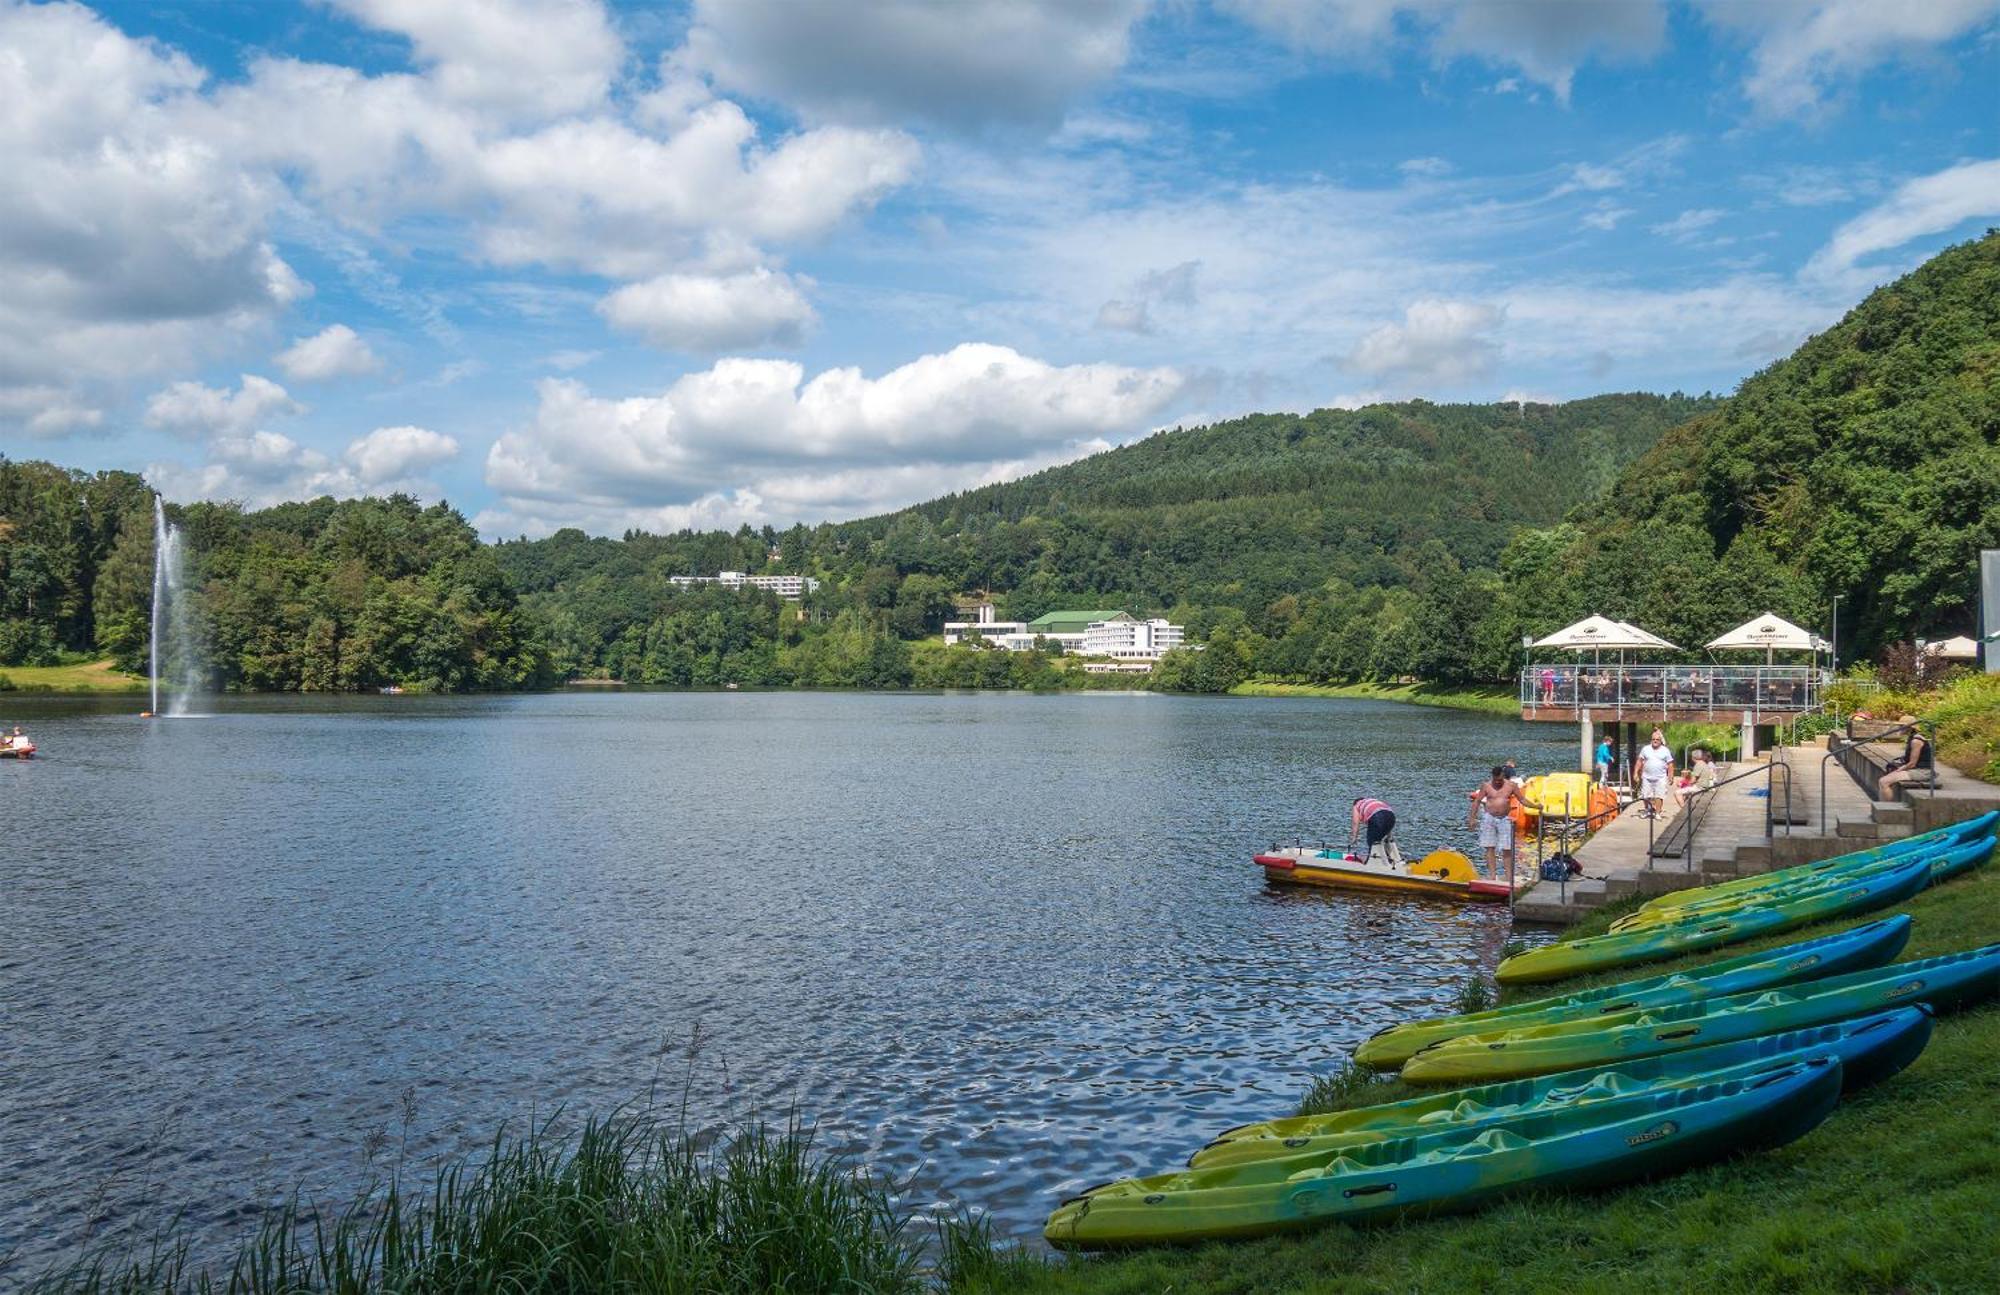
[1635,868,1709,897]
[1566,879,1609,908]
[1837,817,1890,839]
[1731,840,1776,874]
[1871,800,1914,827]
[1603,874,1642,900]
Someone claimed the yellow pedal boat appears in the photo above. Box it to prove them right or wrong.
[1254,846,1515,902]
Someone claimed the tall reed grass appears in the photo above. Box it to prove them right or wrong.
[26,1110,1006,1294]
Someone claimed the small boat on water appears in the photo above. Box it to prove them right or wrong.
[1254,845,1517,902]
[0,743,35,760]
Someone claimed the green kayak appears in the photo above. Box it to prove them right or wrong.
[1405,942,2000,1084]
[1044,1057,1841,1249]
[1199,1005,1929,1170]
[1613,835,1994,933]
[1495,851,1932,985]
[1354,916,1912,1070]
[1635,810,1997,920]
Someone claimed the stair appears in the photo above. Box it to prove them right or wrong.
[1635,868,1709,898]
[1871,800,1914,828]
[1837,815,1913,841]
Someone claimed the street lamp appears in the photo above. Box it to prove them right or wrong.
[1829,595,1841,675]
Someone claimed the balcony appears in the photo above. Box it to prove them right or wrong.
[1520,663,1831,721]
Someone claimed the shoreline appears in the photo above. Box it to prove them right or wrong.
[1228,679,1518,715]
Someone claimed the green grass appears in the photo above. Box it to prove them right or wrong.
[1231,679,1518,716]
[0,659,147,693]
[965,840,2000,1294]
[21,1110,995,1294]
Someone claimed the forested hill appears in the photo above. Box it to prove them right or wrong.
[1509,230,2000,662]
[824,394,1713,617]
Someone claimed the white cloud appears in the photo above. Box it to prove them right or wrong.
[343,425,461,484]
[150,424,459,508]
[274,324,382,381]
[541,348,600,370]
[1344,299,1504,384]
[1580,200,1634,230]
[0,1,304,428]
[144,374,302,439]
[0,386,104,438]
[324,0,622,119]
[1806,158,2000,280]
[1650,207,1726,242]
[480,343,1184,532]
[1698,0,2000,118]
[1223,0,1668,100]
[597,267,818,351]
[1399,156,1453,177]
[679,0,1150,131]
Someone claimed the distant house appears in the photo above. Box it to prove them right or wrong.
[943,603,1032,647]
[670,571,820,599]
[1025,610,1128,652]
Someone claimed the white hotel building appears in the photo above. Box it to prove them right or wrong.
[944,605,1186,667]
[669,571,821,599]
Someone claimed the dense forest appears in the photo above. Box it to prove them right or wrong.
[2,233,1993,694]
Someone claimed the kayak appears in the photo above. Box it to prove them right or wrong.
[1253,847,1517,902]
[1634,811,1998,920]
[1609,836,1994,933]
[1353,916,1912,1069]
[1494,852,1932,985]
[1044,1057,1841,1249]
[1404,943,2000,1085]
[1199,1006,1929,1170]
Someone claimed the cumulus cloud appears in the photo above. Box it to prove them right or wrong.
[150,424,459,508]
[479,343,1184,533]
[1344,299,1504,385]
[144,375,303,439]
[274,324,382,381]
[343,425,461,484]
[1806,158,2000,280]
[678,0,1150,132]
[597,267,818,351]
[0,386,104,438]
[1223,0,1668,100]
[323,0,622,119]
[1698,0,2000,118]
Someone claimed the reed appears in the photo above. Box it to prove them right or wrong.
[25,1111,943,1294]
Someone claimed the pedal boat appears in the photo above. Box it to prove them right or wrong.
[1253,846,1515,902]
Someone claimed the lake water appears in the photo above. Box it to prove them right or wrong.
[0,690,1570,1274]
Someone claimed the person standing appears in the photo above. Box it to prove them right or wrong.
[1594,733,1615,785]
[1635,729,1675,819]
[1349,796,1399,866]
[1468,768,1537,879]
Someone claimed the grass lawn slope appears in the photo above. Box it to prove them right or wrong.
[0,659,147,693]
[967,847,2000,1294]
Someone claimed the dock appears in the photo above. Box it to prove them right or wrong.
[1512,738,2000,925]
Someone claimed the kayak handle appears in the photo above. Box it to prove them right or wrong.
[1342,1182,1396,1199]
[1596,1000,1638,1015]
[1655,1027,1700,1041]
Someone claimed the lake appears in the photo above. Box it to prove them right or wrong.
[0,690,1571,1273]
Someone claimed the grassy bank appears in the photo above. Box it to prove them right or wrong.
[1230,679,1518,716]
[0,659,148,693]
[965,842,2000,1294]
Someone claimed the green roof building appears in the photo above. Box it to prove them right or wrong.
[1026,610,1129,637]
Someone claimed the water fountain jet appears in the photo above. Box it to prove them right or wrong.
[148,494,197,717]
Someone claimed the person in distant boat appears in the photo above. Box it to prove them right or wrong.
[8,726,30,751]
[1469,767,1538,878]
[1349,797,1400,867]
[1635,729,1674,819]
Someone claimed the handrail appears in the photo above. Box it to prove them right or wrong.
[1676,755,1786,873]
[1819,719,1936,834]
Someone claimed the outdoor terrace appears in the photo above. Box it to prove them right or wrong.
[1519,663,1832,722]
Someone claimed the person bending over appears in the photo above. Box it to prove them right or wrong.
[1350,796,1400,867]
[1469,769,1537,879]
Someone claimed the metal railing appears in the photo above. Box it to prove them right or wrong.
[1656,755,1791,877]
[1519,664,1830,717]
[1820,719,1937,834]
[1531,797,1624,907]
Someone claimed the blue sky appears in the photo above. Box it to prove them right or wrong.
[3,0,1996,536]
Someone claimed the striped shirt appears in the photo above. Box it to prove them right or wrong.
[1354,798,1392,819]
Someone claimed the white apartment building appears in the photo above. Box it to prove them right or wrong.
[1081,614,1186,662]
[670,571,821,599]
[942,603,1032,646]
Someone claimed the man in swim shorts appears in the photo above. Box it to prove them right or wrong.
[1469,766,1537,878]
[1349,797,1399,866]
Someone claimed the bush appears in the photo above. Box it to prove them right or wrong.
[0,619,59,667]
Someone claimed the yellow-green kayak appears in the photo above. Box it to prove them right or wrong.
[1199,1005,1927,1170]
[1404,943,2000,1085]
[1044,1057,1841,1249]
[1494,852,1931,985]
[1353,916,1910,1070]
[1634,810,1997,921]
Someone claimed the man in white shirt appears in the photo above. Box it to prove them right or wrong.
[1635,729,1674,819]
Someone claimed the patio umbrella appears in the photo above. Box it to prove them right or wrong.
[1706,612,1818,665]
[1532,614,1661,651]
[1923,635,1979,660]
[1612,619,1682,652]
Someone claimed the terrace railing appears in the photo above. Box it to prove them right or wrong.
[1519,664,1830,718]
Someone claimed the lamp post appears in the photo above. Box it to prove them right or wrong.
[1829,595,1841,674]
[1521,633,1532,707]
